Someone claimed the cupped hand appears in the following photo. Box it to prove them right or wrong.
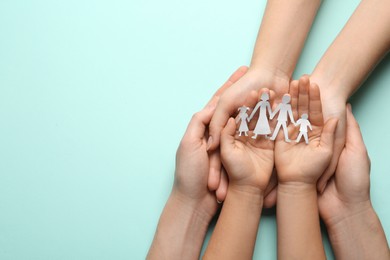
[318,104,371,227]
[208,68,290,201]
[220,89,274,193]
[275,76,338,185]
[173,71,245,218]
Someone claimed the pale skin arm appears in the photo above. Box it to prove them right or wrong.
[147,68,247,260]
[310,0,390,192]
[318,105,390,260]
[209,0,323,149]
[275,77,338,260]
[277,183,325,260]
[205,89,274,259]
[203,187,264,260]
[147,193,212,260]
[207,0,322,200]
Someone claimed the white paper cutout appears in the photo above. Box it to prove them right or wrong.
[249,93,272,139]
[269,94,296,142]
[236,106,250,136]
[295,113,312,144]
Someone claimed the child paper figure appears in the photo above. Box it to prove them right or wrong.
[295,113,312,144]
[236,106,250,136]
[269,94,296,142]
[248,92,272,139]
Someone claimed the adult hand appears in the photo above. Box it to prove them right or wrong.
[208,68,290,202]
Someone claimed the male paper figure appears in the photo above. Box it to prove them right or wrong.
[236,106,250,136]
[295,113,312,144]
[269,94,295,142]
[248,92,272,139]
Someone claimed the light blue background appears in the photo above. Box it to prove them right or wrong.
[0,0,389,259]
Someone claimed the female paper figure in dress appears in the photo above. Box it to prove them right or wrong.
[248,92,272,139]
[236,106,250,136]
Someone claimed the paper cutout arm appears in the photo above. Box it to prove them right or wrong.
[266,102,273,117]
[308,121,312,131]
[295,119,301,127]
[270,105,281,119]
[288,105,295,124]
[248,102,260,122]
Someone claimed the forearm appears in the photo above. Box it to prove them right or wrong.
[326,204,390,260]
[250,0,322,78]
[277,183,326,260]
[311,0,390,101]
[147,192,212,260]
[204,186,263,260]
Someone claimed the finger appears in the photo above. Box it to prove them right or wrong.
[221,118,237,149]
[317,124,346,193]
[204,66,249,109]
[208,149,221,191]
[319,118,339,148]
[216,167,228,202]
[309,82,324,126]
[345,104,366,148]
[184,106,216,140]
[207,67,248,151]
[263,187,277,208]
[298,75,310,118]
[289,80,299,120]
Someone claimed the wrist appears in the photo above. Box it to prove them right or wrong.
[245,66,290,91]
[310,72,349,103]
[278,181,317,196]
[169,189,215,225]
[227,184,264,208]
[324,200,374,234]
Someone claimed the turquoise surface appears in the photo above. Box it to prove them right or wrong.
[0,0,388,259]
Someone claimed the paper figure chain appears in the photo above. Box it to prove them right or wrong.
[236,94,312,144]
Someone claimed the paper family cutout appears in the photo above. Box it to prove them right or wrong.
[236,94,312,144]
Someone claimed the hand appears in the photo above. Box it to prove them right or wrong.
[275,76,338,185]
[318,104,371,227]
[220,88,274,193]
[173,73,242,219]
[317,104,390,260]
[315,88,347,193]
[208,68,290,201]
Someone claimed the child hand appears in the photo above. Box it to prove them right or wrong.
[275,76,338,185]
[220,89,274,193]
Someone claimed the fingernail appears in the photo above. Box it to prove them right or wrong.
[207,136,213,151]
[217,199,223,204]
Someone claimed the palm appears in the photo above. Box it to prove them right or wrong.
[223,132,274,190]
[318,146,370,223]
[275,77,335,184]
[175,133,218,217]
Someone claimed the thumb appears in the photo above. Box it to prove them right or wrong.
[320,118,339,149]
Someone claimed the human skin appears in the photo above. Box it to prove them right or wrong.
[310,0,390,193]
[205,0,323,201]
[203,89,274,260]
[147,67,247,260]
[275,77,338,260]
[318,104,390,260]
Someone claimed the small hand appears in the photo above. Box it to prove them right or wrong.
[220,89,274,192]
[275,76,338,184]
